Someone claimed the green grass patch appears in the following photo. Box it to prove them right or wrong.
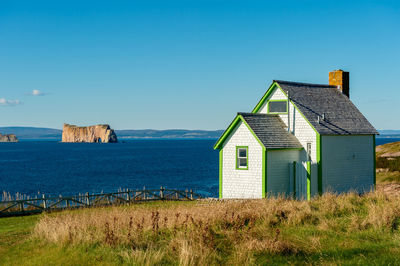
[2,193,400,265]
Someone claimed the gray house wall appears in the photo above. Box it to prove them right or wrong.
[321,135,374,193]
[267,149,303,197]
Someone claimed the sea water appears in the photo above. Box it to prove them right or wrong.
[0,138,399,199]
[0,139,219,198]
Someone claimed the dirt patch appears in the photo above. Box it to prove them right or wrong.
[381,151,400,158]
[376,183,400,196]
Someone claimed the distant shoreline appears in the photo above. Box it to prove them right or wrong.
[0,127,224,140]
[1,126,399,141]
[12,137,220,141]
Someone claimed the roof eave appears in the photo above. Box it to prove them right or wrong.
[213,114,266,150]
[251,81,279,113]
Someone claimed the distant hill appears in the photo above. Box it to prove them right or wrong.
[116,129,223,139]
[1,126,399,140]
[0,127,62,139]
[379,130,400,137]
[0,127,223,140]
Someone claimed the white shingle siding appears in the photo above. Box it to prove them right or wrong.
[321,135,374,193]
[290,105,317,162]
[221,121,263,198]
[257,86,316,162]
[267,150,302,197]
[219,82,376,199]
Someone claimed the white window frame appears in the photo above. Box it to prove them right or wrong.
[236,146,248,170]
[307,142,312,161]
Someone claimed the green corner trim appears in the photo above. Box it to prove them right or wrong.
[219,149,223,198]
[262,147,267,198]
[239,116,265,148]
[213,115,241,150]
[214,114,265,150]
[373,135,376,189]
[252,82,279,113]
[307,161,311,201]
[317,134,322,195]
[276,83,319,134]
[251,82,319,135]
[266,99,288,114]
[235,146,249,170]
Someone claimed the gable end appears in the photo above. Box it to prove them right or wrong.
[213,115,264,150]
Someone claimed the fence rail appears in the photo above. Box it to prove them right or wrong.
[0,187,202,217]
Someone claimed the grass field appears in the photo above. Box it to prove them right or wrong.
[2,142,400,265]
[2,192,400,265]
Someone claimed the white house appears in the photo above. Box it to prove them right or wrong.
[214,70,377,199]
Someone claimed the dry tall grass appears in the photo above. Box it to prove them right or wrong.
[34,191,400,265]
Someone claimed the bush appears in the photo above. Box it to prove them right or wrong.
[376,156,400,172]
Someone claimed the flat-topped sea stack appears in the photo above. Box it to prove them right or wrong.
[0,133,18,142]
[62,124,118,143]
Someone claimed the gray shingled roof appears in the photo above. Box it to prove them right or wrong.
[275,80,378,135]
[239,113,303,149]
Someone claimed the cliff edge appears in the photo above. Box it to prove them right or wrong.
[0,133,18,142]
[62,124,118,143]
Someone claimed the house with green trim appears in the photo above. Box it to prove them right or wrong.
[214,70,378,199]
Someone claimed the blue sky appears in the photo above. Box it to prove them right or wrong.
[0,0,399,130]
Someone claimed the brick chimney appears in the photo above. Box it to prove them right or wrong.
[329,69,349,98]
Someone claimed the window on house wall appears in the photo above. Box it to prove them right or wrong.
[307,143,312,161]
[236,146,248,170]
[268,100,287,114]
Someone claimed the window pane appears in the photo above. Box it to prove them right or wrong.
[268,101,287,113]
[239,158,247,167]
[238,148,247,158]
[307,143,311,160]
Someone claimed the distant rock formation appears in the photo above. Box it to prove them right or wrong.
[0,133,18,142]
[61,124,118,143]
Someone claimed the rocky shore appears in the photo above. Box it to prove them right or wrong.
[0,133,18,142]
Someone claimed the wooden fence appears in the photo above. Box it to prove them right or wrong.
[0,187,202,217]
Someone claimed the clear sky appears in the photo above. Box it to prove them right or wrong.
[0,0,399,130]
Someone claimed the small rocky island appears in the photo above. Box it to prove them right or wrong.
[0,133,18,142]
[62,124,118,143]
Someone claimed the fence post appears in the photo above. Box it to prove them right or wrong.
[143,186,146,200]
[59,195,63,208]
[19,201,24,212]
[42,194,47,209]
[185,189,188,199]
[86,192,90,206]
[127,189,131,202]
[175,191,178,199]
[160,186,164,199]
[190,189,193,200]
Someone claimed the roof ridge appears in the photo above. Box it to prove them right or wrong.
[277,81,378,135]
[274,80,336,88]
[238,112,279,116]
